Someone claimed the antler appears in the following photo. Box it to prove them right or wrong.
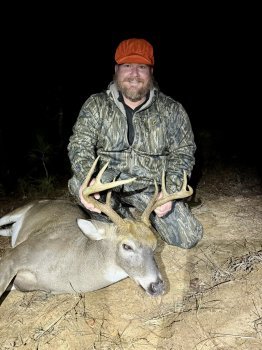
[82,157,136,227]
[141,171,193,226]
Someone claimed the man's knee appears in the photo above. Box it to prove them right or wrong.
[153,213,204,248]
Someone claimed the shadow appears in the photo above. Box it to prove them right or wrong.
[154,235,171,295]
[0,290,10,306]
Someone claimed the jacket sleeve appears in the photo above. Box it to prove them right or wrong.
[67,96,101,196]
[166,102,196,193]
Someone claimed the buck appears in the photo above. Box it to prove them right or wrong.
[0,157,193,300]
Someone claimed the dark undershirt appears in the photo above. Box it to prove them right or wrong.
[118,92,149,145]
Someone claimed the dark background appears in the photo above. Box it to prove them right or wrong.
[1,6,260,196]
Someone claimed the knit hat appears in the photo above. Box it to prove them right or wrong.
[115,38,154,66]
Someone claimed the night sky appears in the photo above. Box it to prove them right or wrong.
[1,7,260,194]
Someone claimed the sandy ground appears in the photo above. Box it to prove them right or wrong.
[0,166,261,349]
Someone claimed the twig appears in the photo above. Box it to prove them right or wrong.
[33,295,83,341]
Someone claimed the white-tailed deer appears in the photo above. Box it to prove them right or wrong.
[0,157,193,300]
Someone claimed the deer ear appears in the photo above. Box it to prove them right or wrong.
[77,219,106,240]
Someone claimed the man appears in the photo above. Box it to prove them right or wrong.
[68,38,203,248]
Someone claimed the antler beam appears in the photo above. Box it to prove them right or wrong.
[141,171,193,226]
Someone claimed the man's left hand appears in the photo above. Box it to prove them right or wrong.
[154,192,172,217]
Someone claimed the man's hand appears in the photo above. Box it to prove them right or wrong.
[79,178,101,213]
[154,191,172,218]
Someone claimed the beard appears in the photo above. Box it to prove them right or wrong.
[114,74,154,102]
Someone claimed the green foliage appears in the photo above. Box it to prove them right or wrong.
[28,134,54,179]
[17,176,56,198]
[14,134,60,197]
[35,176,55,195]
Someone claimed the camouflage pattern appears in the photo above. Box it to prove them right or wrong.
[112,187,203,248]
[68,82,203,247]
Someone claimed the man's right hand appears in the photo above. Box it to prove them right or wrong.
[79,178,101,213]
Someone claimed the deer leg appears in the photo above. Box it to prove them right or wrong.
[0,256,18,298]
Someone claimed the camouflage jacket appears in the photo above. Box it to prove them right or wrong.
[68,82,196,199]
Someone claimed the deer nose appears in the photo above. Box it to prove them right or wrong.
[149,278,165,296]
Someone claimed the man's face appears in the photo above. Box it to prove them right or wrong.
[114,64,153,102]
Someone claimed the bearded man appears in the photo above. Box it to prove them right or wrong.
[68,38,203,248]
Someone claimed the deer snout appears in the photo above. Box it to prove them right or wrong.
[148,278,165,297]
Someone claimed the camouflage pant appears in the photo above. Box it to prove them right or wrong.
[110,186,203,249]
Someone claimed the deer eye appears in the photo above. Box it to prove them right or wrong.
[122,243,133,251]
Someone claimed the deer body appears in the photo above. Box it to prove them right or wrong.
[0,157,193,300]
[0,199,163,297]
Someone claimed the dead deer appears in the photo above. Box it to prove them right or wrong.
[0,157,193,299]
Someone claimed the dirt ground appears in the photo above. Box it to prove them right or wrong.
[0,166,261,350]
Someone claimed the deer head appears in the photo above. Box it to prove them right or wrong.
[81,157,193,296]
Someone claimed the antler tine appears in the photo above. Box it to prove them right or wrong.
[141,170,193,226]
[83,159,136,197]
[140,180,159,227]
[181,170,189,192]
[161,170,168,196]
[82,156,100,189]
[82,157,136,227]
[105,176,117,206]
